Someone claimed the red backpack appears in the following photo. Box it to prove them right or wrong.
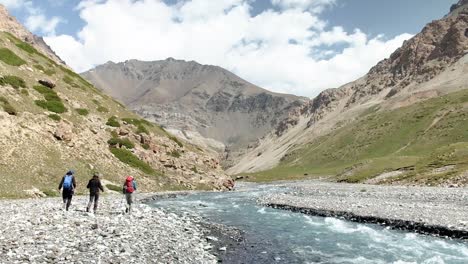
[125,176,134,193]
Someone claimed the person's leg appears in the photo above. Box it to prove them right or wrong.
[93,193,99,212]
[125,193,132,213]
[62,191,67,210]
[87,194,94,212]
[128,193,133,213]
[66,192,72,211]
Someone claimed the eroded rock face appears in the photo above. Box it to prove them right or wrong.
[451,0,468,12]
[303,0,468,128]
[350,3,468,104]
[0,4,65,65]
[107,122,231,191]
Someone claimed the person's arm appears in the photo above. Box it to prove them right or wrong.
[72,176,77,189]
[58,177,64,190]
[86,180,91,189]
[99,180,104,192]
[133,181,137,191]
[122,182,126,194]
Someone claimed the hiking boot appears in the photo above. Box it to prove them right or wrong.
[86,207,89,213]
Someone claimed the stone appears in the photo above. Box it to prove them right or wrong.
[38,80,56,89]
[23,187,46,198]
[53,122,73,142]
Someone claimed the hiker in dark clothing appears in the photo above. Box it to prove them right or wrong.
[86,172,104,213]
[58,170,77,211]
[122,176,137,213]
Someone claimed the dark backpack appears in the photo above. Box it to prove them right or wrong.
[63,175,73,190]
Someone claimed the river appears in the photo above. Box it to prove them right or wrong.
[150,183,468,264]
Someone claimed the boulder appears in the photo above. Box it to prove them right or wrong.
[53,122,73,141]
[23,187,46,198]
[222,179,235,190]
[118,128,130,136]
[38,80,56,89]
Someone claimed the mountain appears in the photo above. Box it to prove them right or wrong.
[0,5,64,65]
[229,0,468,186]
[0,5,230,197]
[82,59,306,166]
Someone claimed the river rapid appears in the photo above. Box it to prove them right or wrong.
[151,183,468,264]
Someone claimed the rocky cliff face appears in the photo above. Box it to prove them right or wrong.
[0,7,230,197]
[302,0,468,128]
[82,59,306,166]
[228,0,468,175]
[0,5,65,65]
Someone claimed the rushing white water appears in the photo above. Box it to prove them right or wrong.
[151,183,468,264]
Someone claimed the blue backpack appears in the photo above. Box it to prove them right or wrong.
[63,175,73,190]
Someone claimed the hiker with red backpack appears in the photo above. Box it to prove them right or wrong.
[58,170,77,211]
[123,176,137,213]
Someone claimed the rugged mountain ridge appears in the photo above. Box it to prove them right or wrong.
[0,5,64,65]
[302,0,468,128]
[82,59,306,166]
[0,5,230,197]
[229,0,468,186]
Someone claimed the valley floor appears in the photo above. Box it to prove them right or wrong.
[259,181,468,239]
[0,194,217,263]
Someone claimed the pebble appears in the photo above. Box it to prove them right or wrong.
[0,195,218,263]
[259,181,468,234]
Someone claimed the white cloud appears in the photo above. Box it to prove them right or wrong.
[45,0,412,97]
[271,0,336,12]
[0,0,63,36]
[0,0,26,9]
[26,14,62,35]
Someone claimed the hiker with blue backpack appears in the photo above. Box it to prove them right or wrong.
[123,175,137,213]
[58,170,77,211]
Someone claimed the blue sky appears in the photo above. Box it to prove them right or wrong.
[1,0,458,96]
[7,0,455,39]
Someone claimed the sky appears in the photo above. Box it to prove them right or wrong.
[1,0,458,97]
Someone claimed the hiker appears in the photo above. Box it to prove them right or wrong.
[86,172,104,213]
[58,170,77,211]
[122,176,137,213]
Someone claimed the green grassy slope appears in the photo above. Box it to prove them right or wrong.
[0,32,223,197]
[248,88,468,186]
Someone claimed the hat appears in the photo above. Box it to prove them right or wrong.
[67,170,75,175]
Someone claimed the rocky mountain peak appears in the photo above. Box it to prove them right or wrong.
[308,0,468,116]
[0,4,65,65]
[450,0,468,13]
[82,59,306,167]
[0,4,28,39]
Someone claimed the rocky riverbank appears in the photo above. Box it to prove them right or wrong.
[0,194,218,263]
[258,181,468,239]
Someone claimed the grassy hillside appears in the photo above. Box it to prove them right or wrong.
[247,88,468,186]
[0,31,227,197]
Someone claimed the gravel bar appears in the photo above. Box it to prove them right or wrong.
[258,181,468,239]
[0,194,217,263]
